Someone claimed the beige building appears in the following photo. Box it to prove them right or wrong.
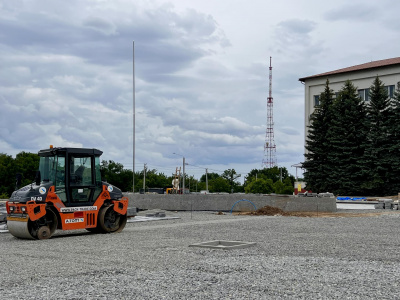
[299,57,400,142]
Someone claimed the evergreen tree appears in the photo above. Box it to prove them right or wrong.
[325,80,367,195]
[362,76,391,195]
[303,79,335,192]
[386,83,400,194]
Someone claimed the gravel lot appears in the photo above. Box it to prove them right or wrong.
[1,209,400,299]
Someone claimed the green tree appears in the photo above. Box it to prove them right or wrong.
[0,151,40,198]
[326,80,367,195]
[244,178,274,194]
[275,177,294,194]
[209,177,230,193]
[200,172,219,182]
[247,166,290,183]
[14,151,40,187]
[187,175,199,192]
[245,167,294,194]
[221,169,241,193]
[101,160,133,192]
[303,79,335,192]
[139,168,171,191]
[362,76,391,195]
[0,153,15,197]
[387,82,400,194]
[196,181,207,192]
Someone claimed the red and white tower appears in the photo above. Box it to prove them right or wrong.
[262,57,277,168]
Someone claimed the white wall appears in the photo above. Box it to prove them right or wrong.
[303,65,400,151]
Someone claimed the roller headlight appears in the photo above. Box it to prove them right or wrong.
[9,206,15,212]
[21,206,27,212]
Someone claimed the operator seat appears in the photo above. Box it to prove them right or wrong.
[74,165,85,184]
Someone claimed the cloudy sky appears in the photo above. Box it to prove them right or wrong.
[1,0,399,182]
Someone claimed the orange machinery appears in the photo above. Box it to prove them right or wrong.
[6,146,128,239]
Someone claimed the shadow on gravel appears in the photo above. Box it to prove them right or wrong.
[51,231,94,239]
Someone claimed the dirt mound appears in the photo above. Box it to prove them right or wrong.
[249,206,288,216]
[238,205,398,218]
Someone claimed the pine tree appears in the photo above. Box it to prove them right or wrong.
[325,80,367,195]
[303,79,335,192]
[384,82,400,194]
[362,76,390,195]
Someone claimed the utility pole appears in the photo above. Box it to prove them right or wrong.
[206,168,208,192]
[132,41,136,193]
[183,156,185,194]
[143,163,146,191]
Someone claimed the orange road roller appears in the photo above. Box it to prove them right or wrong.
[6,146,128,239]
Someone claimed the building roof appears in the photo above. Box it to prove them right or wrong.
[299,57,400,82]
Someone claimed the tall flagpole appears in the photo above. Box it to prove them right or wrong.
[132,41,136,193]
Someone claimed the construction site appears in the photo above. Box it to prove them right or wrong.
[1,200,400,299]
[1,136,398,298]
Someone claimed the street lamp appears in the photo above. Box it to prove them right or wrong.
[173,153,186,193]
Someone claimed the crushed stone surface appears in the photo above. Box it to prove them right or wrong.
[1,210,400,299]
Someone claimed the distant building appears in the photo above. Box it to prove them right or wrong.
[299,57,400,144]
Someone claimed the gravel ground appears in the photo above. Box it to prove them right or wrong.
[1,209,400,299]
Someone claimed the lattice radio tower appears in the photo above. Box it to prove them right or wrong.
[262,57,277,168]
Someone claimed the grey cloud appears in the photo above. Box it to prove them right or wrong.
[280,127,300,136]
[274,19,317,47]
[0,2,229,76]
[277,19,316,35]
[0,0,309,176]
[83,17,117,36]
[324,4,378,22]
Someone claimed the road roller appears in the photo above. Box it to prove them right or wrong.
[6,146,129,239]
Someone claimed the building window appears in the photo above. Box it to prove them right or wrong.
[358,89,364,101]
[358,85,395,101]
[314,95,320,106]
[358,89,370,101]
[384,85,395,98]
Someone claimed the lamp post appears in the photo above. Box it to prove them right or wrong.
[143,163,146,192]
[132,41,136,193]
[205,168,208,192]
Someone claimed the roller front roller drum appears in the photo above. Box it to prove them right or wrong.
[7,209,58,240]
[7,217,34,240]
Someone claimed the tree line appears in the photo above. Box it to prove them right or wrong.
[0,152,295,197]
[303,76,400,196]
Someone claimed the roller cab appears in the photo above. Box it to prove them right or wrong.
[6,147,128,239]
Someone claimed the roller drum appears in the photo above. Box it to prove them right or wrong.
[98,205,127,233]
[7,209,57,240]
[7,218,35,240]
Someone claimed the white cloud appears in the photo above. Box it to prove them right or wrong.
[2,0,400,179]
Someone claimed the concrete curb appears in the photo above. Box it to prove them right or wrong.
[124,193,336,212]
